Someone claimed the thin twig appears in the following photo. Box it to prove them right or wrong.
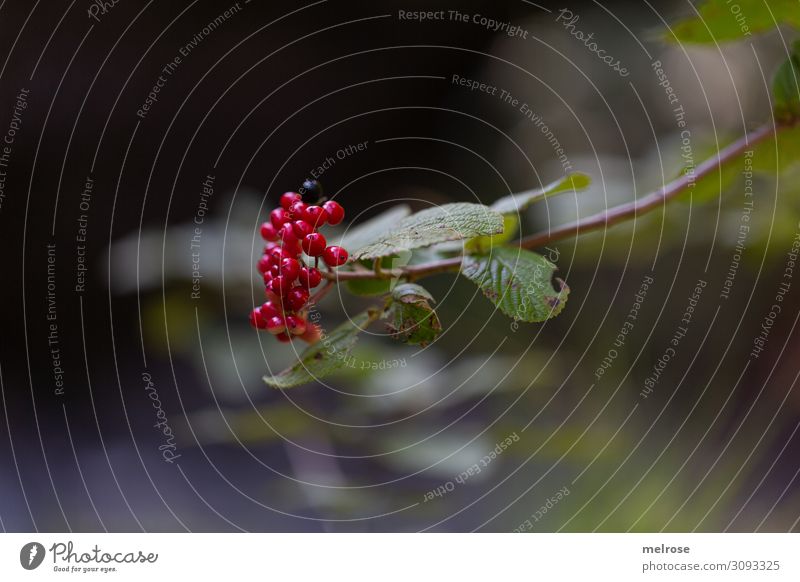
[518,122,779,249]
[308,280,335,304]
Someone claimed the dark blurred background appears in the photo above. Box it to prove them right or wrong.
[1,0,800,532]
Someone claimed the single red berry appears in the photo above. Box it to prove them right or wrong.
[264,241,280,254]
[292,220,314,239]
[268,246,294,262]
[256,254,273,274]
[279,257,300,281]
[286,287,310,311]
[302,232,327,256]
[266,316,286,335]
[303,205,329,228]
[260,222,278,241]
[288,200,308,220]
[285,315,307,336]
[260,301,281,318]
[275,332,292,343]
[270,208,290,229]
[322,201,345,225]
[323,245,348,267]
[298,266,322,288]
[262,271,274,285]
[269,275,292,296]
[280,192,302,210]
[283,240,303,258]
[249,308,269,330]
[279,222,299,245]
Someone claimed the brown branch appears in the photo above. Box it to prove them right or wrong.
[322,122,785,284]
[518,122,780,249]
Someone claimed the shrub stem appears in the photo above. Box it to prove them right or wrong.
[323,122,785,284]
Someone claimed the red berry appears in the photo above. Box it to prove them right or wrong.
[302,232,327,256]
[249,308,269,329]
[268,246,294,262]
[280,192,302,209]
[256,255,273,274]
[292,220,313,239]
[264,241,280,254]
[288,200,308,220]
[266,316,285,335]
[283,240,303,258]
[286,287,310,311]
[323,245,348,267]
[270,208,290,229]
[285,315,307,336]
[303,205,329,228]
[298,266,322,288]
[279,257,300,281]
[322,201,345,225]
[269,275,292,296]
[275,332,292,343]
[260,222,278,241]
[260,301,281,318]
[262,271,274,285]
[279,222,299,245]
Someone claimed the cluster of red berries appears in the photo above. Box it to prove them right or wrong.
[249,186,348,343]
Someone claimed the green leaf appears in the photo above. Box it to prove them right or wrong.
[669,0,800,44]
[461,247,569,323]
[334,205,412,252]
[263,310,376,388]
[351,203,504,260]
[392,282,435,302]
[405,243,458,264]
[774,41,800,123]
[386,283,442,346]
[464,214,519,254]
[490,173,591,215]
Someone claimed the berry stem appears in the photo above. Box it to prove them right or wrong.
[309,280,335,305]
[321,121,787,284]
